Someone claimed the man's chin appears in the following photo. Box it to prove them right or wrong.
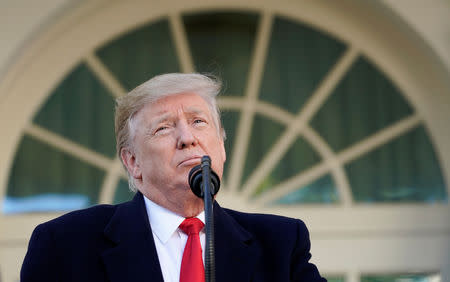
[176,165,200,186]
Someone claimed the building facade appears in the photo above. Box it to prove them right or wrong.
[0,1,449,281]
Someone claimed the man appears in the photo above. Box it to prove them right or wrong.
[21,73,326,281]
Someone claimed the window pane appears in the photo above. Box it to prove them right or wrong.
[346,125,447,203]
[184,12,259,96]
[361,273,440,282]
[243,115,285,190]
[34,63,116,158]
[260,17,345,114]
[5,136,104,213]
[221,110,240,183]
[255,137,322,197]
[311,56,413,153]
[272,174,338,204]
[97,19,180,90]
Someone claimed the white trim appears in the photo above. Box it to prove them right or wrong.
[251,161,330,206]
[252,114,422,206]
[292,47,359,126]
[241,47,359,198]
[227,11,274,193]
[314,235,449,274]
[98,158,123,204]
[84,52,127,98]
[0,213,64,242]
[1,205,448,241]
[0,235,447,281]
[347,270,360,282]
[338,114,422,164]
[255,101,292,124]
[0,244,28,282]
[24,124,112,171]
[217,96,245,110]
[0,0,448,207]
[218,98,355,205]
[168,13,195,73]
[302,126,353,206]
[4,203,442,269]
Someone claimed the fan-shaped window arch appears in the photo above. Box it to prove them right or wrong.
[5,12,446,213]
[0,2,448,282]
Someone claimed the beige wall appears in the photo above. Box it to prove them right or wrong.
[0,1,449,281]
[1,1,450,81]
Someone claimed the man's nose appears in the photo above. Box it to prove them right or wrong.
[177,123,198,149]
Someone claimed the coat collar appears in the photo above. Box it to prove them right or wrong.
[101,192,164,282]
[101,192,261,282]
[214,202,261,282]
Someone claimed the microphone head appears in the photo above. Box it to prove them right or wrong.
[188,164,220,198]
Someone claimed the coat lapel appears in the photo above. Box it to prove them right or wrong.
[101,192,164,282]
[214,203,262,282]
[100,194,260,282]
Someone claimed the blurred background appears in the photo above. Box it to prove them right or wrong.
[0,0,449,281]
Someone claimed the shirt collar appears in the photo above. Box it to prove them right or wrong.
[143,195,205,244]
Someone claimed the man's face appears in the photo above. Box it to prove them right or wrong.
[122,93,226,217]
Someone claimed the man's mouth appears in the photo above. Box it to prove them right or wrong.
[178,156,202,167]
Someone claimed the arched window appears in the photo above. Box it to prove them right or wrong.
[0,2,448,281]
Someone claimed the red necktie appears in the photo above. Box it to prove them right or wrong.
[179,218,205,282]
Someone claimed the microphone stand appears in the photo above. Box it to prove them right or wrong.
[201,156,215,282]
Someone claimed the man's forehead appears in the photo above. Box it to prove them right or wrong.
[141,93,212,121]
[151,106,208,121]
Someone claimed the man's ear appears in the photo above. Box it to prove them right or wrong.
[120,148,142,180]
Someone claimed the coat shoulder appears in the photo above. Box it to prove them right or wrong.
[221,207,308,238]
[35,203,122,239]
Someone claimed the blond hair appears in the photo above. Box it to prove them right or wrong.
[114,73,225,191]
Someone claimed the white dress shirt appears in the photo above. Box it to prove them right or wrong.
[144,196,205,282]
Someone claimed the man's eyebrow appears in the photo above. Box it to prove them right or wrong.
[143,112,174,134]
[184,107,208,116]
[145,107,209,132]
[152,112,173,125]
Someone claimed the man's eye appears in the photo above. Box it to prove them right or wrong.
[155,126,168,133]
[194,119,205,124]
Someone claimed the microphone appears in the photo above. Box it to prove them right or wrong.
[188,156,220,198]
[189,156,218,282]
